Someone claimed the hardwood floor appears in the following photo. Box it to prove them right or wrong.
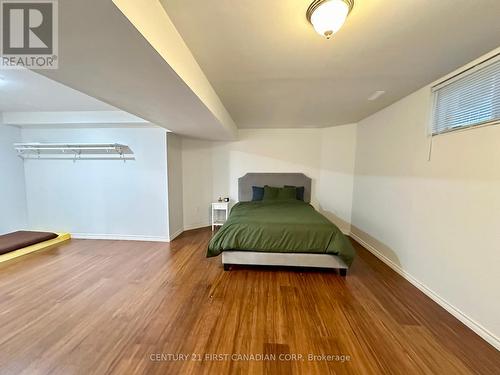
[0,228,498,374]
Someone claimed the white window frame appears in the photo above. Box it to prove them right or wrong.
[430,54,500,136]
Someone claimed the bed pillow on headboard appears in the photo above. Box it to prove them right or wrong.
[285,185,305,201]
[263,186,279,200]
[277,186,298,200]
[263,186,297,201]
[251,186,264,201]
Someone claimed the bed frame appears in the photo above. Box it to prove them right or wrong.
[222,173,349,275]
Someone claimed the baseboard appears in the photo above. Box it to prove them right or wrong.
[350,232,500,351]
[71,233,169,242]
[341,227,351,236]
[168,223,212,240]
[183,222,210,231]
[168,228,184,241]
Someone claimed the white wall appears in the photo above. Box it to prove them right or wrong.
[181,126,357,232]
[318,125,357,233]
[351,50,500,349]
[0,121,28,233]
[22,127,169,241]
[166,133,184,240]
[181,136,217,230]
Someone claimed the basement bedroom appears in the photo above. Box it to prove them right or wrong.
[0,0,499,374]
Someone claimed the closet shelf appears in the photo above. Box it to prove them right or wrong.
[14,143,135,160]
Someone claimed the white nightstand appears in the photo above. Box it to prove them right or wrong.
[212,202,229,231]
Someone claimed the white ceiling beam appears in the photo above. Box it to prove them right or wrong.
[113,0,237,137]
[35,0,237,140]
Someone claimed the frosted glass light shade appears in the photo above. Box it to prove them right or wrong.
[309,0,351,39]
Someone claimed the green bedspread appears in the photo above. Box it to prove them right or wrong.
[207,200,355,267]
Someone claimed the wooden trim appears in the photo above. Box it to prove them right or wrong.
[0,233,71,264]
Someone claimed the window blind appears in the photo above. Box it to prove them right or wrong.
[432,56,500,135]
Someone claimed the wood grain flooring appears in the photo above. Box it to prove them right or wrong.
[0,228,498,374]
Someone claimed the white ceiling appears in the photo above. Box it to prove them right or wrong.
[163,0,500,128]
[0,69,115,112]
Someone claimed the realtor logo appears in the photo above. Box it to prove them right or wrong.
[1,0,58,69]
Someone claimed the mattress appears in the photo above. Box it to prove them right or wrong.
[0,231,58,255]
[207,200,355,267]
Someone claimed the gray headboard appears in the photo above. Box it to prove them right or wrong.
[238,173,312,203]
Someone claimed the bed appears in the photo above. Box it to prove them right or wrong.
[207,173,355,275]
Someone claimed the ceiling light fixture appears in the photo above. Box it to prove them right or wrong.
[306,0,354,39]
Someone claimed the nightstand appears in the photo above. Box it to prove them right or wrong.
[212,202,229,231]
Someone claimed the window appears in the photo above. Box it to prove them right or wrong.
[432,56,500,135]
